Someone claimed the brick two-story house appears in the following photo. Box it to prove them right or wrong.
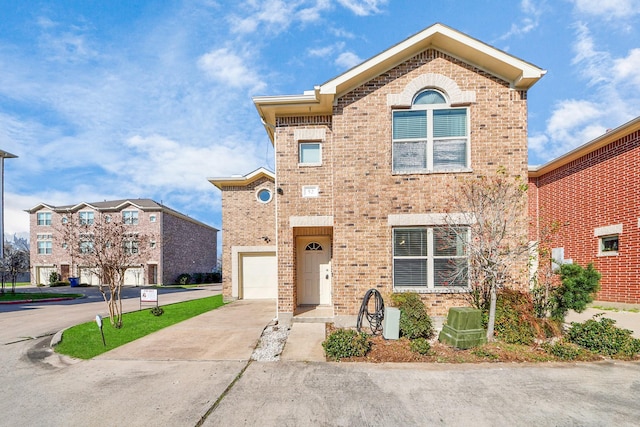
[28,199,218,286]
[529,116,640,305]
[215,23,545,325]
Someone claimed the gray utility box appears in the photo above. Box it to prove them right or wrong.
[383,307,400,340]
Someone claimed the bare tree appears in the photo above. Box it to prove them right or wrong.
[444,167,530,341]
[1,241,29,294]
[59,212,154,328]
[530,219,564,318]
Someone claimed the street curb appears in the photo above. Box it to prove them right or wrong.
[0,297,76,305]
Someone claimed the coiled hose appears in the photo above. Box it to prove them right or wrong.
[356,288,385,335]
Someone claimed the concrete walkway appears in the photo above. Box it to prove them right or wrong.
[97,299,277,361]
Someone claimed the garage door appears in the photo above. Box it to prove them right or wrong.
[124,267,144,286]
[241,253,277,299]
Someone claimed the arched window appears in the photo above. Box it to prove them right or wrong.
[305,242,323,251]
[392,88,469,173]
[413,89,446,105]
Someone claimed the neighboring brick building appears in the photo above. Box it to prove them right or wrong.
[27,199,218,286]
[243,23,545,324]
[529,116,640,304]
[208,168,276,300]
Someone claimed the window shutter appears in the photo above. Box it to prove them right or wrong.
[433,109,466,137]
[393,111,427,139]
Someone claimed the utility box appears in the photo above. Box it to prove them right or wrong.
[382,307,400,340]
[438,307,487,349]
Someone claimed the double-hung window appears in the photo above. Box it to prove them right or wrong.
[123,210,139,225]
[393,227,469,288]
[37,212,52,226]
[124,240,139,255]
[37,234,53,255]
[392,89,469,173]
[79,211,94,225]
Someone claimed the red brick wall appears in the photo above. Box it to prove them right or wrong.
[275,49,531,317]
[531,129,640,304]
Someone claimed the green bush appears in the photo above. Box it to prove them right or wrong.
[322,328,371,361]
[192,273,203,284]
[150,306,164,316]
[176,273,191,285]
[49,271,60,285]
[566,315,640,358]
[542,341,585,360]
[50,281,70,287]
[409,337,431,355]
[390,292,434,340]
[493,289,537,345]
[550,263,601,321]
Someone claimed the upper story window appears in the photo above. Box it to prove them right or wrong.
[256,188,273,203]
[392,89,469,174]
[149,215,157,223]
[123,210,139,225]
[79,211,95,225]
[36,234,53,255]
[37,212,52,226]
[299,142,322,166]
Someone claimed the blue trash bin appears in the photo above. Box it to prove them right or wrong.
[69,277,79,287]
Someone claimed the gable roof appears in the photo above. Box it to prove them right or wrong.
[529,116,640,177]
[26,198,218,231]
[253,23,546,141]
[208,167,275,190]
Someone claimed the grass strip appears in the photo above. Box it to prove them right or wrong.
[0,292,83,302]
[55,294,224,359]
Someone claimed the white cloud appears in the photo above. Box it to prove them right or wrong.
[335,51,362,69]
[198,47,266,91]
[613,48,640,89]
[336,0,388,16]
[497,0,544,41]
[570,0,640,18]
[228,0,331,34]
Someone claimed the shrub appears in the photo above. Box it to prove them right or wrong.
[389,292,434,340]
[176,273,191,285]
[150,306,164,316]
[542,341,585,360]
[193,273,203,284]
[49,271,59,285]
[550,263,601,321]
[493,289,537,345]
[566,315,640,358]
[409,338,431,355]
[322,328,371,360]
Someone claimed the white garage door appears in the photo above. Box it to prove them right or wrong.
[124,267,145,286]
[241,253,277,299]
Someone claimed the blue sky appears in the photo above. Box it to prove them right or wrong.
[1,0,639,240]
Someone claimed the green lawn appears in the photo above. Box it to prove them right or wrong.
[55,294,224,359]
[0,292,83,302]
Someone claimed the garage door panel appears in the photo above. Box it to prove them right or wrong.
[241,253,277,299]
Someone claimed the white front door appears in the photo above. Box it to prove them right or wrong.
[297,236,331,305]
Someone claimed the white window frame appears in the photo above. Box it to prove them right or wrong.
[392,90,470,174]
[36,234,53,255]
[79,211,94,225]
[37,212,52,226]
[124,239,139,255]
[298,142,322,166]
[122,210,139,225]
[392,226,469,290]
[149,215,157,223]
[256,188,273,203]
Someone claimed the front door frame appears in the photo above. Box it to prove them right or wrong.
[296,235,332,306]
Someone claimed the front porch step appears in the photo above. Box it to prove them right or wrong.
[292,316,334,324]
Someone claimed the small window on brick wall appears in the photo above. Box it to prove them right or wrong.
[599,235,619,256]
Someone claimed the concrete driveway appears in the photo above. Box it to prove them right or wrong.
[1,289,640,426]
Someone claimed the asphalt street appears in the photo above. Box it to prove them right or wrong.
[1,286,639,426]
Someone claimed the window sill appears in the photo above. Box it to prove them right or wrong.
[392,168,472,176]
[298,163,322,167]
[393,287,470,294]
[597,251,619,257]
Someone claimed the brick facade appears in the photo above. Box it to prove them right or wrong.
[529,120,640,304]
[272,51,534,317]
[28,199,217,286]
[215,172,276,299]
